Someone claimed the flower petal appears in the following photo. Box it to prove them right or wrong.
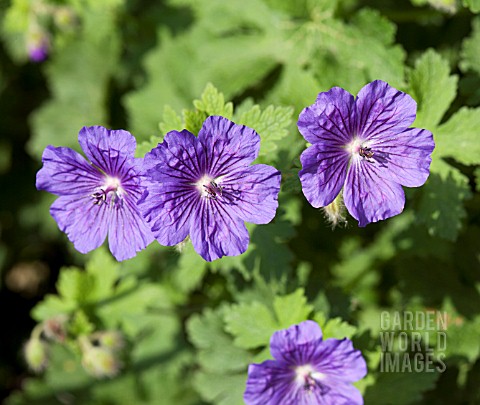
[143,130,203,182]
[370,128,435,187]
[138,183,197,246]
[36,145,101,196]
[78,126,137,175]
[344,159,405,227]
[299,144,350,207]
[355,80,417,141]
[219,164,281,224]
[50,195,109,254]
[244,361,297,405]
[312,338,367,383]
[321,382,364,405]
[197,116,260,176]
[298,87,356,145]
[270,321,323,364]
[189,198,249,261]
[107,197,154,261]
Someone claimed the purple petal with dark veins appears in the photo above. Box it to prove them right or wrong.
[197,116,260,177]
[143,129,203,182]
[355,80,416,141]
[108,196,155,261]
[50,195,109,254]
[270,321,323,364]
[369,127,434,187]
[298,87,356,145]
[78,126,137,176]
[344,158,405,227]
[299,143,350,207]
[220,164,281,224]
[189,198,249,261]
[138,183,197,246]
[36,145,101,196]
[311,338,367,383]
[244,361,301,405]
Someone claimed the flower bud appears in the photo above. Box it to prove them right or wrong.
[81,346,122,378]
[53,7,77,31]
[322,193,347,228]
[42,315,68,343]
[91,331,125,352]
[24,337,49,373]
[26,29,50,62]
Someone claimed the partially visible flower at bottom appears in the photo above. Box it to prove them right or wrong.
[244,320,367,405]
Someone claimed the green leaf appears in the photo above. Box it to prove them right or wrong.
[435,107,480,165]
[68,310,95,336]
[463,0,480,13]
[224,301,277,349]
[193,372,245,405]
[460,17,480,74]
[409,49,458,129]
[237,104,294,161]
[159,105,184,135]
[192,83,233,118]
[136,134,164,158]
[187,307,251,372]
[97,281,172,336]
[56,266,95,305]
[273,288,313,328]
[28,8,120,158]
[183,109,207,136]
[417,159,472,241]
[364,370,440,405]
[85,248,119,301]
[315,313,357,340]
[171,242,208,295]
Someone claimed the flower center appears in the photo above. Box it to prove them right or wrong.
[196,175,223,200]
[346,138,375,161]
[295,365,324,392]
[91,176,123,206]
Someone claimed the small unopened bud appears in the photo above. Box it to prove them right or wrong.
[43,315,68,343]
[24,337,49,373]
[91,331,125,351]
[81,346,122,378]
[175,236,190,253]
[322,193,347,228]
[26,29,50,62]
[53,7,77,31]
[79,335,123,378]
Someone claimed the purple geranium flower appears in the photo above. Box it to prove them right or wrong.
[36,126,154,261]
[298,80,435,226]
[138,115,281,261]
[244,320,367,405]
[27,31,50,63]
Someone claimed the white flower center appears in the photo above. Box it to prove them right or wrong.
[346,138,375,161]
[91,176,124,206]
[295,364,324,391]
[195,175,223,200]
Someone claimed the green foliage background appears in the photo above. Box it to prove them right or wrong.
[0,0,479,404]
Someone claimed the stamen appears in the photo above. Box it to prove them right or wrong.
[359,146,374,159]
[195,176,224,200]
[295,365,324,393]
[91,176,123,206]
